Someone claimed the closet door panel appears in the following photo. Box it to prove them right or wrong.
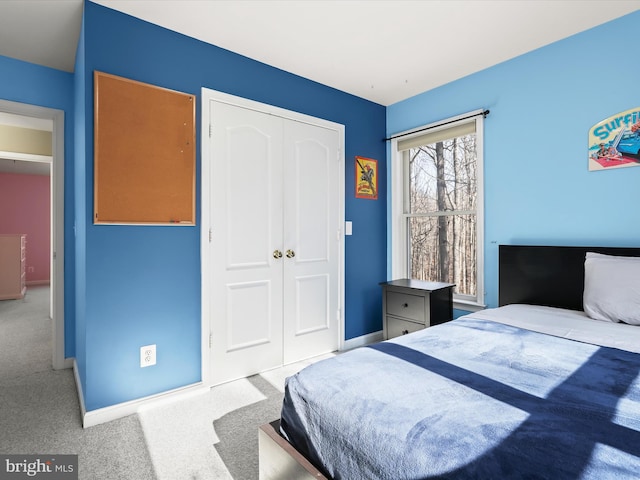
[226,125,272,268]
[283,121,340,364]
[294,274,330,334]
[209,101,284,385]
[294,139,330,261]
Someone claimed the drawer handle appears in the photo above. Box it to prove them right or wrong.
[402,303,409,308]
[402,329,409,335]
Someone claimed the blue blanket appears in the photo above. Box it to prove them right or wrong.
[280,316,640,479]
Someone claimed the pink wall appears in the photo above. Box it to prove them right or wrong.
[0,172,50,284]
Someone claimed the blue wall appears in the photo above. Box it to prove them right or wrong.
[14,1,631,414]
[77,1,386,410]
[0,54,75,357]
[387,11,640,310]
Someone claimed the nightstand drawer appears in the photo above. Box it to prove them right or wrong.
[386,317,425,339]
[386,291,425,323]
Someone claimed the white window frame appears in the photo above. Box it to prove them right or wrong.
[390,110,485,312]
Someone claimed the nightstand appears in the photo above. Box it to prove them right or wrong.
[380,279,455,340]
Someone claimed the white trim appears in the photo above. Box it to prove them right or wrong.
[201,89,347,130]
[51,109,65,370]
[0,150,52,163]
[0,100,65,371]
[81,384,209,428]
[76,359,210,428]
[388,109,486,141]
[454,300,486,313]
[342,330,384,351]
[73,360,87,422]
[200,88,346,387]
[76,359,208,429]
[390,137,406,280]
[390,111,485,305]
[76,366,209,428]
[475,114,485,307]
[200,91,212,387]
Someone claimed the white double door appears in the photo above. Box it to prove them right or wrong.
[207,97,342,385]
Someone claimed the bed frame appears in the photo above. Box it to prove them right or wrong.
[259,244,640,480]
[258,420,327,480]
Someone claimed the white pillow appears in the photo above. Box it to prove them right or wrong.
[583,252,640,325]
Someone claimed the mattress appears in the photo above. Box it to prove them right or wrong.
[280,305,640,479]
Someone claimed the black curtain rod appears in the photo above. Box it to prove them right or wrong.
[384,109,490,142]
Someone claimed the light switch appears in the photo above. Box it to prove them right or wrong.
[345,221,352,235]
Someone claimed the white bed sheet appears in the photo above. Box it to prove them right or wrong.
[471,304,640,354]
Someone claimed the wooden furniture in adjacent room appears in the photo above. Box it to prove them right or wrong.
[380,279,455,339]
[0,234,27,300]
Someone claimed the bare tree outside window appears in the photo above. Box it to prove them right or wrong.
[407,132,477,298]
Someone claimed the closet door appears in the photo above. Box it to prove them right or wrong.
[282,121,340,364]
[209,101,284,385]
[207,96,342,385]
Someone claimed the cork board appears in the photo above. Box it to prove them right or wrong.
[94,71,195,225]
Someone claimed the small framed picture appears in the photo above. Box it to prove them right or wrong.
[355,156,378,200]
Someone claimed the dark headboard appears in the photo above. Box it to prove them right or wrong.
[499,245,640,311]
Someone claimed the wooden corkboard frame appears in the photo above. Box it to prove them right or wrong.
[94,71,196,225]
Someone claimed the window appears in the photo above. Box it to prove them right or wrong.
[391,111,484,309]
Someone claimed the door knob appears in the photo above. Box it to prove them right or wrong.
[286,249,295,258]
[273,250,283,259]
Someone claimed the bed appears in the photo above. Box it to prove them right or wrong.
[259,245,640,479]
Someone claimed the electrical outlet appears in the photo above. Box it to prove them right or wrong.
[140,344,156,368]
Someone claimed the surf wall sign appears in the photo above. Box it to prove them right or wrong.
[589,107,640,171]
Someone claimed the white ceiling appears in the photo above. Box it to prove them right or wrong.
[0,0,639,104]
[0,0,84,73]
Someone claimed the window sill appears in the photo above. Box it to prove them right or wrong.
[453,299,486,313]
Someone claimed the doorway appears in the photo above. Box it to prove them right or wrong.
[201,89,345,386]
[0,99,66,370]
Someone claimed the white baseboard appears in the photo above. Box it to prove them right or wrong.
[70,331,383,428]
[72,360,87,423]
[72,360,209,428]
[342,330,383,351]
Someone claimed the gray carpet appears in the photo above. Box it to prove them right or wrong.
[213,375,284,480]
[1,285,326,479]
[0,286,157,480]
[0,285,50,379]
